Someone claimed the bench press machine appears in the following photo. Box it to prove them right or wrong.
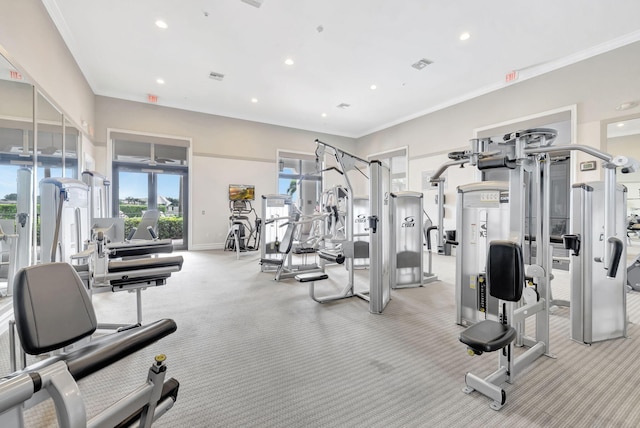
[1,262,179,427]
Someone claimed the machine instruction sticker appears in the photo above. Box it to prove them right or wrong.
[480,191,500,202]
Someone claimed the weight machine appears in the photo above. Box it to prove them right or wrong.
[82,170,111,225]
[437,128,633,409]
[259,195,324,280]
[260,194,293,265]
[298,139,391,314]
[37,177,184,331]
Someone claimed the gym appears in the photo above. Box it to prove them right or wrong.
[1,1,640,426]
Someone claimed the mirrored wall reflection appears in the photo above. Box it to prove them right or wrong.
[0,54,34,298]
[0,53,83,297]
[607,117,640,221]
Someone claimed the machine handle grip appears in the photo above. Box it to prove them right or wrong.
[126,227,137,241]
[562,234,581,256]
[147,226,158,240]
[368,215,378,233]
[606,237,623,279]
[425,226,438,250]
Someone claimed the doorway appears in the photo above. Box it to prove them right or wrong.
[110,135,189,250]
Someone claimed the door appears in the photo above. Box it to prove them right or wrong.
[113,165,188,249]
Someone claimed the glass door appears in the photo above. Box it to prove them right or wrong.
[278,152,322,243]
[113,165,187,249]
[111,136,189,250]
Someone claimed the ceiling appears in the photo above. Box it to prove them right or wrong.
[608,117,640,139]
[41,0,640,138]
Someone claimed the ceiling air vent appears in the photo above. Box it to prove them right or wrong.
[209,71,225,81]
[411,58,433,70]
[241,0,264,8]
[336,103,351,109]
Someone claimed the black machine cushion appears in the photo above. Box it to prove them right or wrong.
[107,239,174,258]
[23,319,177,382]
[64,319,176,380]
[459,320,517,353]
[459,240,524,354]
[14,263,98,355]
[487,240,524,302]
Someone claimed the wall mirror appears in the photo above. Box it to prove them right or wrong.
[0,52,84,304]
[606,116,640,222]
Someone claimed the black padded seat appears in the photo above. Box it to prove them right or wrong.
[459,240,524,355]
[459,319,517,354]
[14,263,98,354]
[13,262,178,378]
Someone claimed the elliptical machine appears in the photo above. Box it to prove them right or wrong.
[225,199,262,257]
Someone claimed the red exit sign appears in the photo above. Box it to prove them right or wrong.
[505,70,519,83]
[147,94,158,103]
[9,70,22,80]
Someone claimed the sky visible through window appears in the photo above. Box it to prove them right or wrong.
[119,172,180,199]
[0,167,180,200]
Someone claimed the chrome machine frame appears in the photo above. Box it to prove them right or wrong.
[311,140,391,314]
[440,128,633,409]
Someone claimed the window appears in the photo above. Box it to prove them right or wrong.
[368,147,408,192]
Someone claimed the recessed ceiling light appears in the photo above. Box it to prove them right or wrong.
[284,58,294,66]
[321,113,327,117]
[241,0,264,8]
[615,101,638,111]
[370,84,377,90]
[156,78,165,84]
[459,32,470,41]
[155,20,168,29]
[251,98,258,103]
[617,122,625,127]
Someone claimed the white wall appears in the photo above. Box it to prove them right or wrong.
[409,152,476,234]
[356,42,640,233]
[607,133,640,214]
[192,156,276,249]
[0,0,95,135]
[95,96,356,250]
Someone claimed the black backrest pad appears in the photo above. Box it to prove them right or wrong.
[14,263,97,355]
[487,240,524,302]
